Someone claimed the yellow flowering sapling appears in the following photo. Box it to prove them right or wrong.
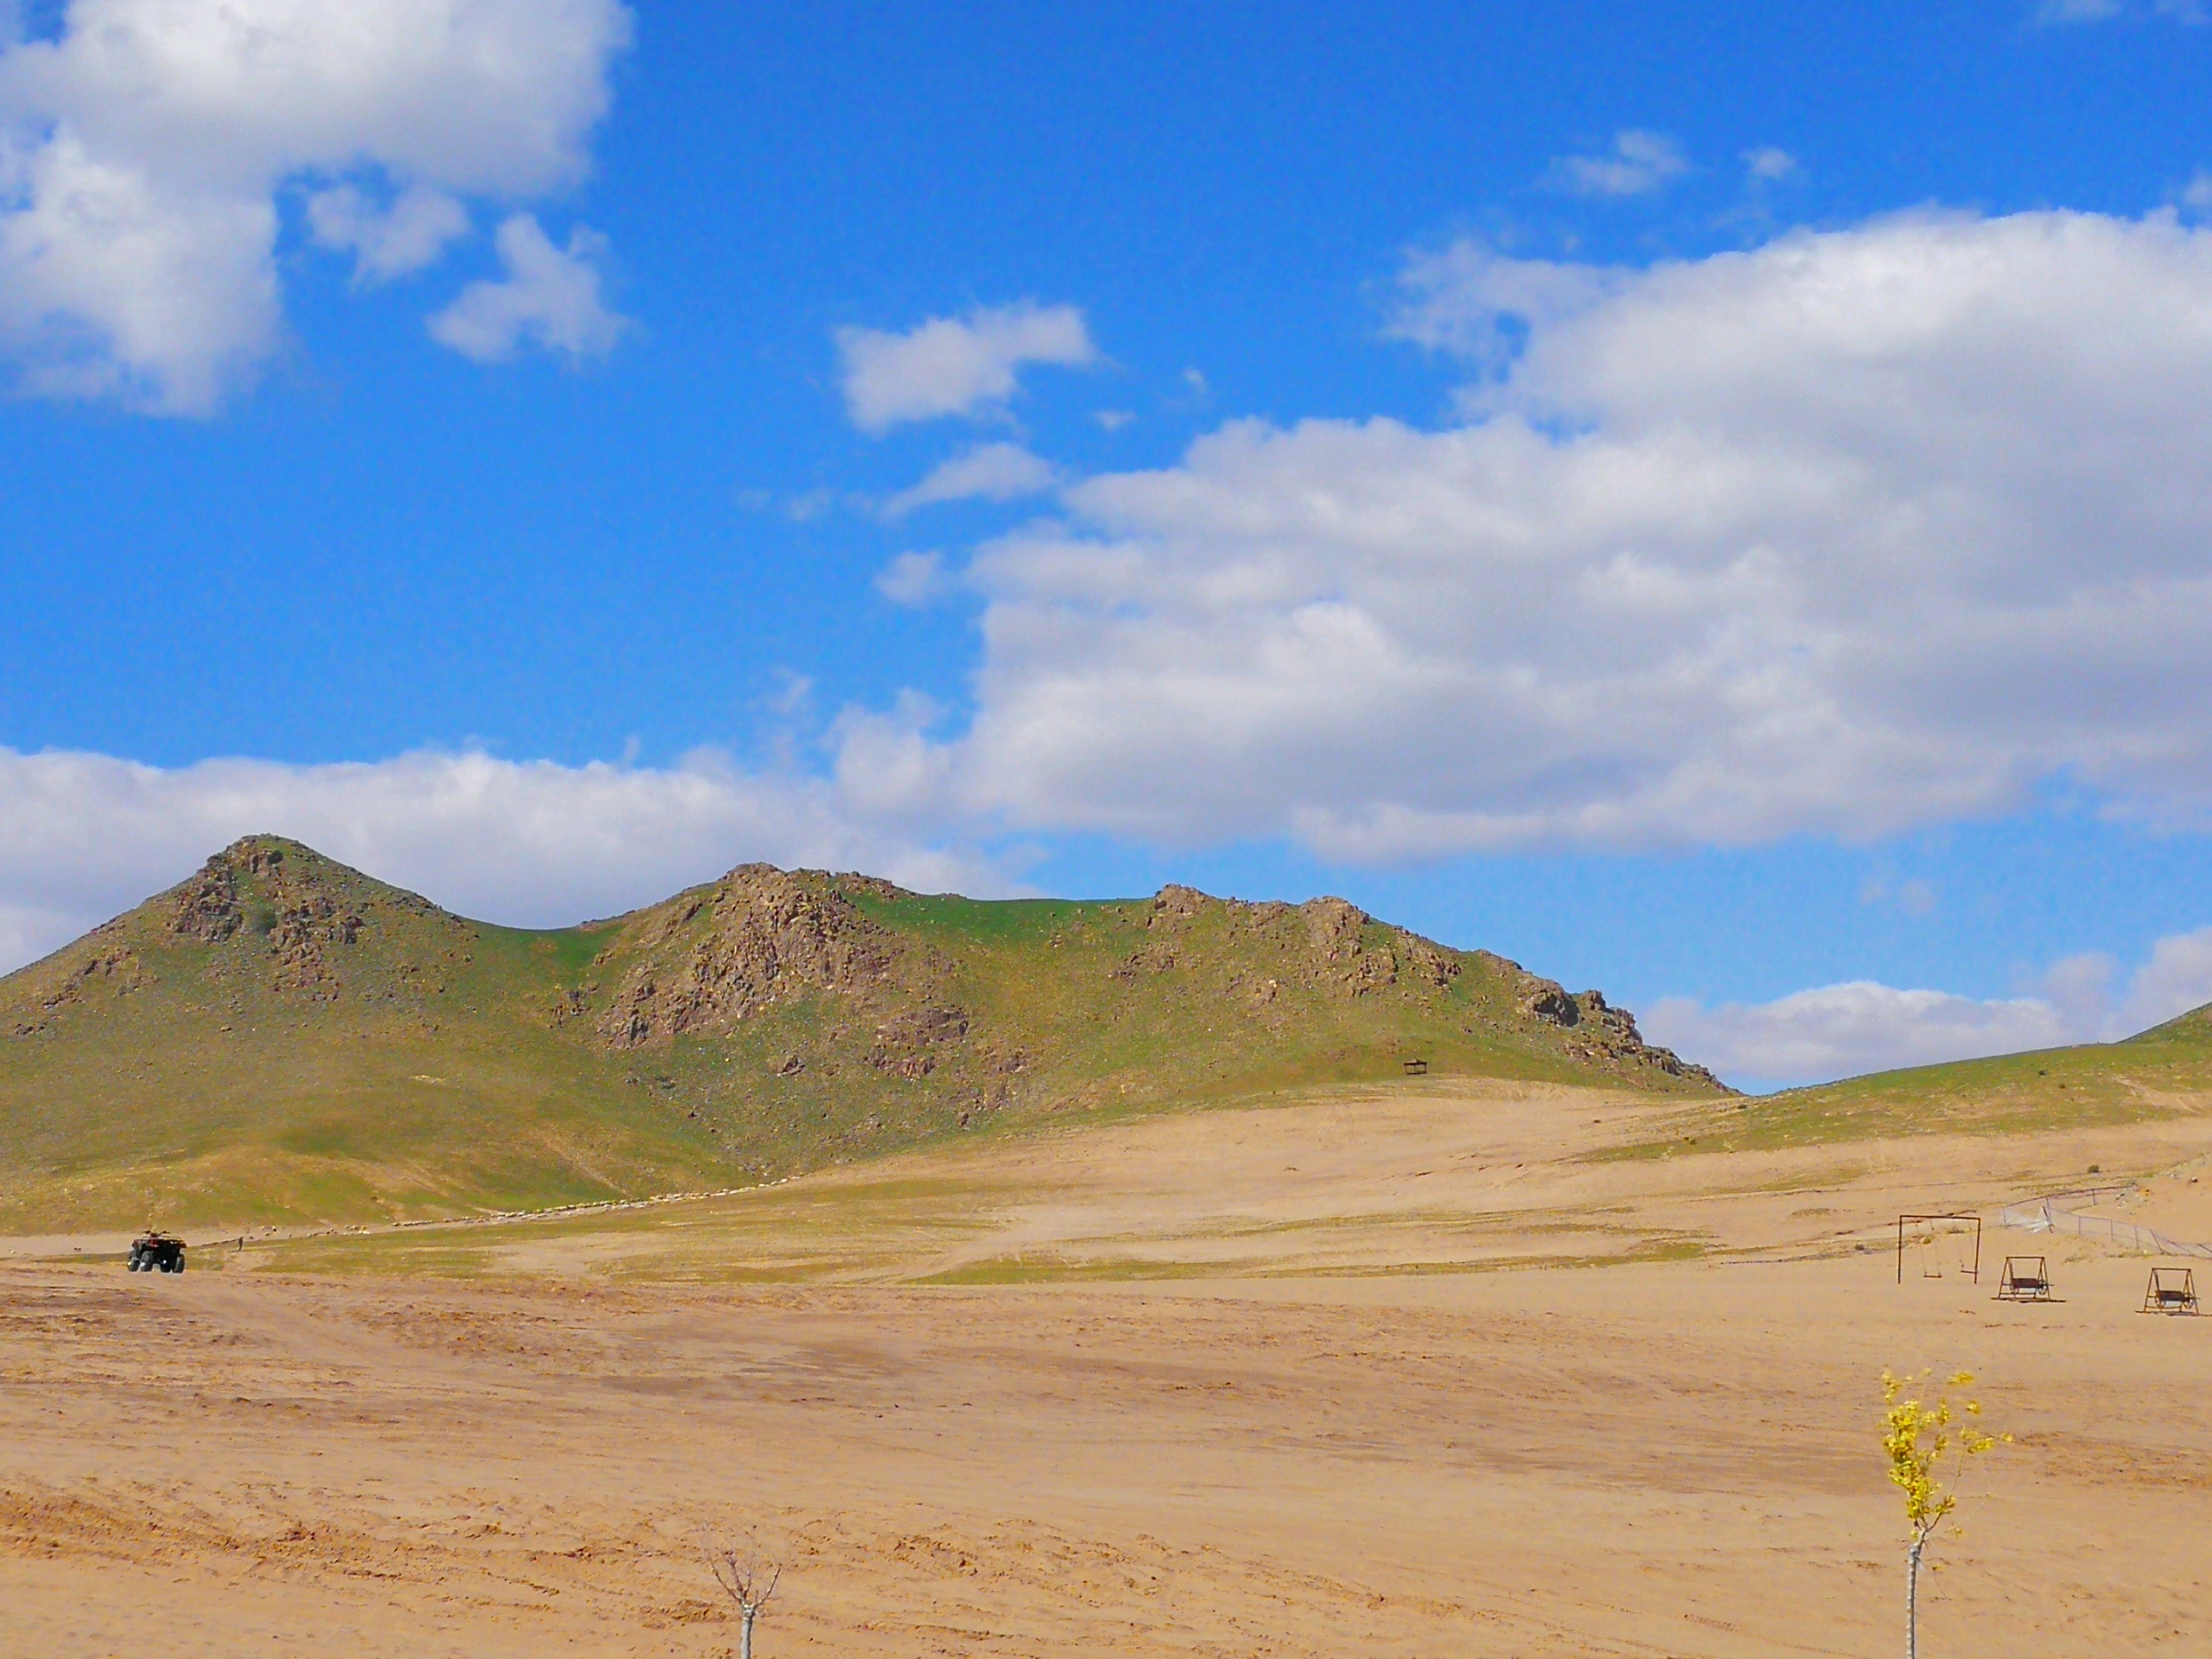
[1880,1369,2006,1659]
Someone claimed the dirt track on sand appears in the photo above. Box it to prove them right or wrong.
[4,1084,2210,1657]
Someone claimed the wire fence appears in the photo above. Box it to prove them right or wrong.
[1998,1187,2212,1259]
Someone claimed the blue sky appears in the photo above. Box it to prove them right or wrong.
[7,0,2212,1088]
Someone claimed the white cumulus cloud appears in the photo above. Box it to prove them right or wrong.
[837,301,1097,433]
[0,0,633,412]
[882,442,1059,517]
[860,210,2212,861]
[0,745,1012,977]
[428,214,626,363]
[1542,129,1689,197]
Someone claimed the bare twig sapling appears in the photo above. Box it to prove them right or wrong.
[704,1534,783,1659]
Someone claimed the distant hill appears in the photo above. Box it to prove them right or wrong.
[0,836,1724,1231]
[1701,1005,2212,1152]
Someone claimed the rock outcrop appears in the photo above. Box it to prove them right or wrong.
[167,840,388,1000]
[1137,885,1458,1000]
[595,865,902,1048]
[1512,972,1723,1088]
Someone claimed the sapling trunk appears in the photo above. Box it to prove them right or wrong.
[1906,1532,1924,1659]
[741,1603,756,1659]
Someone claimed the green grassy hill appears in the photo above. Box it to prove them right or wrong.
[1591,1006,2212,1162]
[0,836,1725,1231]
[1731,1005,2212,1147]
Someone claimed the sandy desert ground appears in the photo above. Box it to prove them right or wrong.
[4,1080,2210,1658]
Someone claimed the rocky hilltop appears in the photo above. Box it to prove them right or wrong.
[571,865,1714,1090]
[9,839,468,1040]
[0,837,1723,1230]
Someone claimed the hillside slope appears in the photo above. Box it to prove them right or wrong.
[0,836,1723,1230]
[1590,1005,2212,1161]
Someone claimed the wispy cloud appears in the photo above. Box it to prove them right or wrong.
[428,216,628,364]
[2032,0,2205,22]
[307,185,471,284]
[882,443,1060,517]
[1542,129,1689,197]
[836,302,1098,432]
[875,550,951,607]
[1742,147,1799,182]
